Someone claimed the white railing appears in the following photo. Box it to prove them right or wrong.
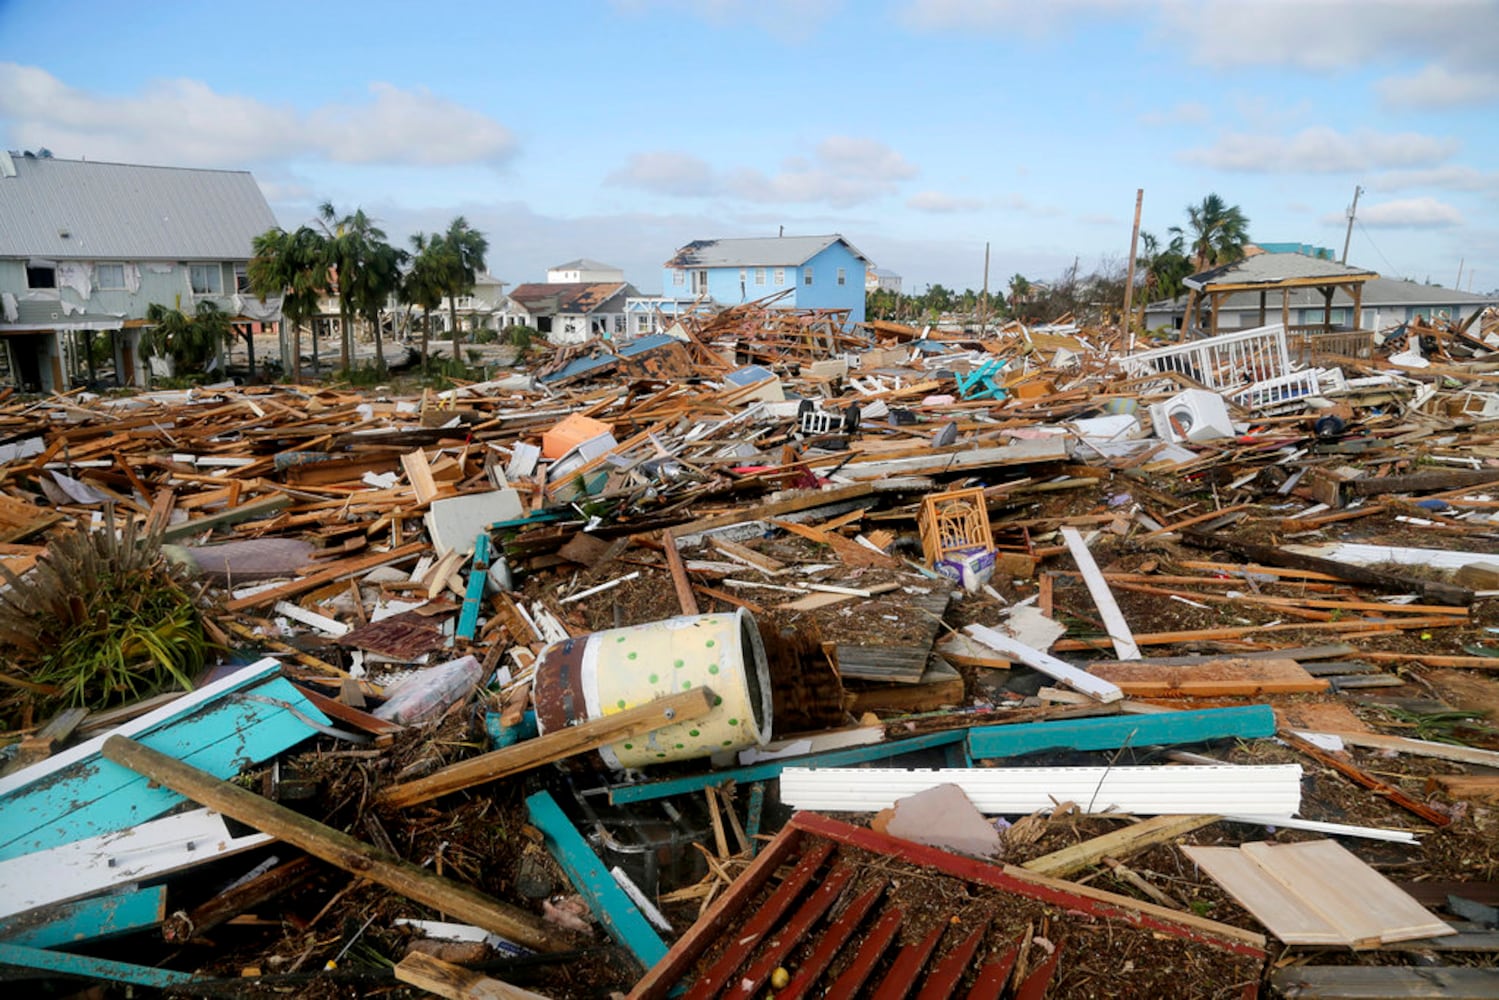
[1122,324,1331,411]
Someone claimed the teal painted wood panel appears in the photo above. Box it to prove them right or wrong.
[608,728,968,805]
[0,671,327,860]
[0,940,204,988]
[525,790,667,970]
[0,886,167,947]
[966,705,1276,761]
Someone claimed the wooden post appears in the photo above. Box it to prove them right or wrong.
[1281,288,1290,331]
[100,736,562,952]
[1122,189,1143,352]
[979,241,990,334]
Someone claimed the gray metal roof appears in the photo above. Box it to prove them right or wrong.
[550,258,620,272]
[1184,252,1378,291]
[1146,275,1499,314]
[665,234,871,269]
[0,153,277,261]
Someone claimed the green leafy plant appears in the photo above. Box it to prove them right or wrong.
[1375,706,1497,746]
[0,510,215,718]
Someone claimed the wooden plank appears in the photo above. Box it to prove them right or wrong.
[160,493,289,542]
[0,807,271,920]
[0,885,167,947]
[1087,658,1328,697]
[968,705,1275,760]
[672,483,877,538]
[1279,730,1453,828]
[225,540,426,611]
[1242,839,1452,946]
[661,529,699,616]
[0,941,204,989]
[963,624,1123,703]
[394,951,551,1000]
[1427,775,1499,803]
[1024,814,1221,878]
[1324,731,1499,769]
[379,689,715,809]
[400,449,440,505]
[100,736,562,952]
[1270,966,1499,998]
[1060,525,1140,659]
[525,790,667,970]
[1182,845,1346,945]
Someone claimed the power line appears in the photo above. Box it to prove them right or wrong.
[1355,220,1403,279]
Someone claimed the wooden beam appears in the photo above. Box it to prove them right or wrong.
[378,689,714,809]
[1023,814,1221,878]
[394,951,551,1000]
[99,736,562,952]
[660,529,698,616]
[225,541,426,611]
[1060,526,1140,659]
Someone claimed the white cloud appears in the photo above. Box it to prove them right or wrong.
[907,190,983,213]
[606,152,717,196]
[1181,127,1460,174]
[0,63,517,169]
[607,136,918,208]
[1078,213,1119,226]
[897,0,1135,35]
[1320,197,1464,229]
[1378,64,1499,109]
[1371,165,1499,194]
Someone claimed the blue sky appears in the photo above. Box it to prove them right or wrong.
[2,0,1495,296]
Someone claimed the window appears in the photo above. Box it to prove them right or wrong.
[773,268,785,285]
[754,268,766,286]
[803,268,813,286]
[189,263,222,295]
[234,263,251,294]
[837,267,846,286]
[96,263,126,290]
[673,269,685,287]
[25,264,56,289]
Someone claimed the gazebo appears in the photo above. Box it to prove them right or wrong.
[1181,254,1379,339]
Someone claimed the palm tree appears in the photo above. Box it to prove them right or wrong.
[248,226,328,381]
[404,233,448,364]
[317,202,361,371]
[347,229,405,376]
[438,217,489,364]
[1007,274,1032,319]
[1171,194,1251,272]
[1140,231,1193,303]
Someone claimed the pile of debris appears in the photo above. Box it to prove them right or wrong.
[3,307,1499,998]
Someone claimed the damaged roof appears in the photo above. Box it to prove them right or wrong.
[0,153,278,262]
[1147,274,1499,315]
[664,234,870,269]
[1184,252,1379,291]
[507,281,636,315]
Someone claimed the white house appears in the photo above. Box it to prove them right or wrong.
[546,258,624,285]
[503,281,639,345]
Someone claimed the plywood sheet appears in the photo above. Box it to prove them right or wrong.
[1089,658,1328,697]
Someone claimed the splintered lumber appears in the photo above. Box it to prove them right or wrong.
[964,624,1123,703]
[1325,731,1499,770]
[1427,775,1499,803]
[378,689,714,809]
[672,483,878,538]
[1023,814,1221,878]
[1181,528,1473,607]
[225,541,426,611]
[1059,526,1140,659]
[160,493,290,542]
[99,736,562,952]
[1087,659,1328,697]
[394,951,552,1000]
[1278,730,1452,828]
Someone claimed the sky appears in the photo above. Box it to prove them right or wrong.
[1,0,1496,297]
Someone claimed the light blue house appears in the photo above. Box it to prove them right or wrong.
[663,234,872,326]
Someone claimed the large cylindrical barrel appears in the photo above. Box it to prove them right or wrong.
[532,609,772,769]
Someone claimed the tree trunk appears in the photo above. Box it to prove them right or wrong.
[448,293,460,368]
[339,309,351,371]
[422,310,432,364]
[244,329,257,383]
[372,312,385,375]
[291,319,302,383]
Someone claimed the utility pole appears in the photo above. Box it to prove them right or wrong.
[1341,185,1363,265]
[1456,258,1464,290]
[1122,188,1143,354]
[979,241,990,334]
